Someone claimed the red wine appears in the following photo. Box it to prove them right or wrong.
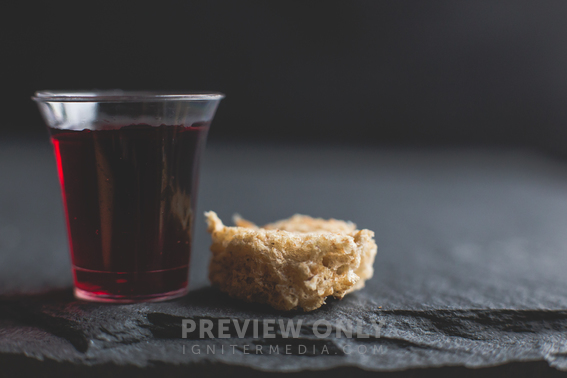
[50,123,209,301]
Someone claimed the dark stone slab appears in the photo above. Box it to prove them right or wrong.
[2,139,567,376]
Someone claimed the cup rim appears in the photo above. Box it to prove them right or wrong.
[32,90,225,102]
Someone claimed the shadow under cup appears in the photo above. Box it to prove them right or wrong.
[33,91,224,303]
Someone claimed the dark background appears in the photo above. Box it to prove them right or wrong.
[4,0,567,153]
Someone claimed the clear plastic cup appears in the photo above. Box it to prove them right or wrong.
[33,90,224,302]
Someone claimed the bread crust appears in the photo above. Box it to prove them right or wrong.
[206,211,377,311]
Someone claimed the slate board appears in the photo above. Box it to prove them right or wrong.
[2,139,567,377]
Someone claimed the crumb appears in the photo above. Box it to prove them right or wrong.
[205,211,377,311]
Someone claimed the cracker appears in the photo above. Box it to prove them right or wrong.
[205,211,377,311]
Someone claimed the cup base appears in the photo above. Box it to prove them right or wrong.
[72,265,190,303]
[74,286,189,303]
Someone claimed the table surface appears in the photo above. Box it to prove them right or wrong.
[2,139,567,377]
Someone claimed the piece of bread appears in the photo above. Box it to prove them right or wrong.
[205,211,377,311]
